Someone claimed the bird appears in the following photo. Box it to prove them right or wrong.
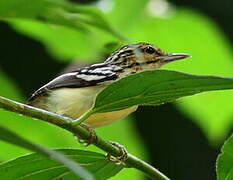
[28,42,190,128]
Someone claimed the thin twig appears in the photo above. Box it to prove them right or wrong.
[0,96,170,180]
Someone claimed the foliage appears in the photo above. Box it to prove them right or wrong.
[0,126,94,180]
[0,147,123,180]
[93,70,233,113]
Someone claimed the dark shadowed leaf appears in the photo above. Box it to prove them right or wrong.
[0,148,123,180]
[217,135,233,180]
[0,126,95,180]
[93,70,233,113]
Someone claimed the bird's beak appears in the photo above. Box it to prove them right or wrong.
[159,53,191,63]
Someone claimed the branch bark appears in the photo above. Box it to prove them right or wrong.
[0,96,170,180]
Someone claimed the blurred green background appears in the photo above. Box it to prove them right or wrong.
[0,0,233,179]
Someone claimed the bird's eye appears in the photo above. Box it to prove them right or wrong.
[145,46,155,54]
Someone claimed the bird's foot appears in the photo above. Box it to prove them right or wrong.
[75,123,97,146]
[107,141,128,164]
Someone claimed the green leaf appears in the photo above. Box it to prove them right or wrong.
[0,0,126,61]
[108,0,149,29]
[93,70,233,113]
[0,126,95,180]
[216,135,233,180]
[0,148,124,180]
[0,0,123,39]
[8,19,96,61]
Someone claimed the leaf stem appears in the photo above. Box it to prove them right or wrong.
[0,96,170,180]
[71,109,94,126]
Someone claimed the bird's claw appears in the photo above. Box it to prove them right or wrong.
[75,123,97,146]
[107,141,128,164]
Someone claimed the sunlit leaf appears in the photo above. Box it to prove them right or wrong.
[108,0,149,29]
[8,19,93,61]
[93,70,233,113]
[0,0,120,36]
[216,135,233,180]
[0,126,95,180]
[0,148,124,180]
[0,0,124,60]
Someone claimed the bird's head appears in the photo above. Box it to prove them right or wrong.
[105,42,190,75]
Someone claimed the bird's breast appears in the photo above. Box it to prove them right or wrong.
[47,86,104,117]
[45,86,137,128]
[84,106,138,128]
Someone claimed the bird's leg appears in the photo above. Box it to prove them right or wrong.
[75,123,97,146]
[106,141,128,164]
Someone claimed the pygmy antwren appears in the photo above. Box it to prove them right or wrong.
[28,42,190,128]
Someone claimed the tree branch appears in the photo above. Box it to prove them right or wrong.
[0,96,170,180]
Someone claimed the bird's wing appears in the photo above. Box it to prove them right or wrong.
[28,70,118,103]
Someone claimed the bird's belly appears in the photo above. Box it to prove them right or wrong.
[47,86,104,117]
[46,86,137,128]
[84,106,138,128]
